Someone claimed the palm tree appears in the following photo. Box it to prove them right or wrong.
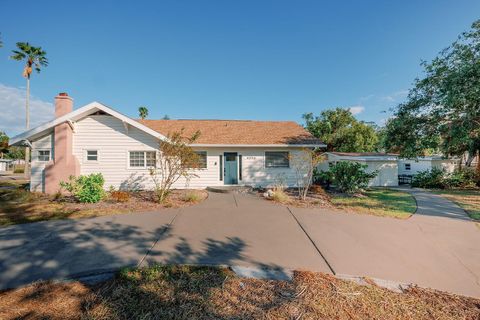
[11,42,48,177]
[139,106,149,120]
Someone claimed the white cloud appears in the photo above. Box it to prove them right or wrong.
[0,83,54,137]
[348,105,365,115]
[380,90,408,103]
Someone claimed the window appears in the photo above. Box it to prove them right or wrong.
[146,151,156,167]
[328,162,335,168]
[404,163,411,171]
[195,151,207,169]
[129,151,156,168]
[86,150,98,161]
[265,151,289,168]
[37,150,50,162]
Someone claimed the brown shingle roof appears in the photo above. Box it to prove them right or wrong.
[138,119,323,145]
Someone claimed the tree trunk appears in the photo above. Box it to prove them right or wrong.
[477,150,480,175]
[466,153,475,167]
[24,77,30,178]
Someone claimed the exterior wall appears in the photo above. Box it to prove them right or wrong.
[398,159,432,175]
[30,133,54,192]
[317,154,399,187]
[365,161,398,187]
[0,162,6,172]
[71,115,306,190]
[431,160,457,173]
[398,159,457,175]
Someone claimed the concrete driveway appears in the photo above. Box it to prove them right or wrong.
[0,190,479,297]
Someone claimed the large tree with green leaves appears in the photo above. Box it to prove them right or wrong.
[10,42,48,176]
[385,20,480,170]
[303,108,378,152]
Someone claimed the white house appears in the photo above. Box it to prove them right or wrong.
[398,157,459,176]
[10,93,325,193]
[317,152,399,187]
[0,159,13,172]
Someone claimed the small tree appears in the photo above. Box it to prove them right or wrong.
[138,106,149,120]
[290,149,325,200]
[329,161,377,193]
[150,129,201,203]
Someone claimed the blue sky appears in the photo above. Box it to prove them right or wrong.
[0,0,479,136]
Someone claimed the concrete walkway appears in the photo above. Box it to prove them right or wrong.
[0,189,479,297]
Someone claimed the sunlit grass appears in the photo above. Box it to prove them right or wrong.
[432,189,480,220]
[331,189,417,219]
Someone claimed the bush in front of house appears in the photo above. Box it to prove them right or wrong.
[412,167,479,189]
[323,161,377,194]
[60,173,105,203]
[411,168,445,189]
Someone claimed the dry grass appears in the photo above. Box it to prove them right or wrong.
[433,189,480,220]
[0,182,207,227]
[0,265,478,320]
[331,189,417,219]
[264,185,333,208]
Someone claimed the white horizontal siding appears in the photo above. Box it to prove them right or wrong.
[72,115,308,190]
[30,133,54,192]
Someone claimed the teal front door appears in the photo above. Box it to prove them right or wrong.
[224,152,238,185]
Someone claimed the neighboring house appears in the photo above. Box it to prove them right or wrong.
[10,93,325,193]
[0,159,13,172]
[317,152,399,187]
[398,157,459,176]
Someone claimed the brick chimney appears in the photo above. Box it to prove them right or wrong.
[44,93,80,194]
[55,92,73,118]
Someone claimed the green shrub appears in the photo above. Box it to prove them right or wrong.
[413,167,480,189]
[412,168,445,189]
[328,161,377,194]
[60,173,105,203]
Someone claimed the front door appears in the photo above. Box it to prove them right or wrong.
[224,152,238,185]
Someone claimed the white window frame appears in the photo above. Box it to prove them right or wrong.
[37,149,51,162]
[85,150,99,162]
[265,151,290,168]
[404,163,411,171]
[128,150,157,169]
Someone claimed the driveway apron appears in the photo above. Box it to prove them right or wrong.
[141,192,333,275]
[290,188,480,297]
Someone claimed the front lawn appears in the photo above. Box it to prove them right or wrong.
[0,265,478,319]
[0,181,207,227]
[331,188,417,219]
[432,189,480,220]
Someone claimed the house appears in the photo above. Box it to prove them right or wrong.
[0,159,13,172]
[317,152,399,187]
[10,93,325,193]
[398,157,459,176]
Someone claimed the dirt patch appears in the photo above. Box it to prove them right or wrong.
[0,266,478,320]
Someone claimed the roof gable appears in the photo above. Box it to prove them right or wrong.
[10,102,168,145]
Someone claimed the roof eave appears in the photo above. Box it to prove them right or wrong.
[189,143,326,148]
